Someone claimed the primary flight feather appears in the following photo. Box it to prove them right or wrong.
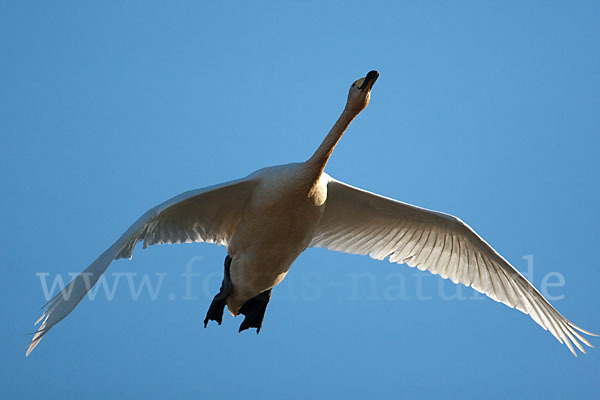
[28,70,595,356]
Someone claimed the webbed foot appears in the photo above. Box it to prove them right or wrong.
[238,289,272,334]
[204,256,232,328]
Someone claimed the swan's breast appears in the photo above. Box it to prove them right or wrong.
[226,164,328,310]
[231,164,327,256]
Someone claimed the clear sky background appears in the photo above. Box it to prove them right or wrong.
[1,1,599,399]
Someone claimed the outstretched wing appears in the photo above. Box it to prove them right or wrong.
[28,176,257,356]
[310,175,596,355]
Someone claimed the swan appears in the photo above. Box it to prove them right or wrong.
[28,70,595,356]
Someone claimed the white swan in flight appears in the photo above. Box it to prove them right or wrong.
[28,70,595,356]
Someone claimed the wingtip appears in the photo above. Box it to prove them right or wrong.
[27,309,51,357]
[25,339,40,357]
[569,322,599,337]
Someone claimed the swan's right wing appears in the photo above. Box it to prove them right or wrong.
[311,176,596,355]
[116,177,257,258]
[28,176,257,356]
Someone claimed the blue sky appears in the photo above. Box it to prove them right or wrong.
[2,1,599,398]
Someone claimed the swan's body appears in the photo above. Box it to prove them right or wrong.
[227,163,327,312]
[28,71,595,356]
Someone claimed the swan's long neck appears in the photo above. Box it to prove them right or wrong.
[306,106,357,180]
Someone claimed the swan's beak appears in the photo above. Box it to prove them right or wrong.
[359,70,379,90]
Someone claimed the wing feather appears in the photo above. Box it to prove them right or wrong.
[311,176,596,355]
[27,176,257,356]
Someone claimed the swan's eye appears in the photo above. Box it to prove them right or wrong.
[354,78,365,89]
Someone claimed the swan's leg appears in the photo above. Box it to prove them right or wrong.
[238,289,272,334]
[203,255,232,328]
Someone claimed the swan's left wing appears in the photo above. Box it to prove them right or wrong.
[310,176,596,355]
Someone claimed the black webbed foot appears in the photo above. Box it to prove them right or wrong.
[238,289,272,334]
[204,256,232,328]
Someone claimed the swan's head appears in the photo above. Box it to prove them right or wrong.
[346,70,379,113]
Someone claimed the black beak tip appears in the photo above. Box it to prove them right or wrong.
[367,70,379,82]
[359,70,379,89]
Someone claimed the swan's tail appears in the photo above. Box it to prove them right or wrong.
[26,244,120,356]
